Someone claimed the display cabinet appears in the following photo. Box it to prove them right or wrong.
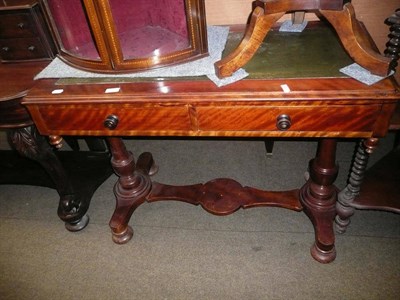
[41,0,208,73]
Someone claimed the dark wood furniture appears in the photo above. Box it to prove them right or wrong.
[0,0,55,62]
[23,22,399,263]
[0,59,113,231]
[0,0,113,230]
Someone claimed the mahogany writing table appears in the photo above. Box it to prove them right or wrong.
[23,23,399,263]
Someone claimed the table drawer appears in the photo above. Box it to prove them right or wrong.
[31,102,383,137]
[0,37,48,60]
[0,13,36,39]
[34,104,193,134]
[196,105,381,132]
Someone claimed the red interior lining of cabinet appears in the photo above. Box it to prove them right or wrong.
[47,0,99,59]
[48,0,190,60]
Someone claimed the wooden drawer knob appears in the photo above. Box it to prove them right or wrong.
[104,114,119,130]
[276,114,291,131]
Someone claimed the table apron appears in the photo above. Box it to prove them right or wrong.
[25,102,396,138]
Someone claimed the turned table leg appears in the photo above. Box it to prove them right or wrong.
[7,126,89,230]
[335,138,379,233]
[107,137,155,244]
[300,139,338,263]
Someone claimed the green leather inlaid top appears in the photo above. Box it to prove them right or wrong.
[224,24,353,79]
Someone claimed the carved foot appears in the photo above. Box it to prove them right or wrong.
[112,225,134,244]
[310,243,337,264]
[65,214,90,232]
[8,127,91,229]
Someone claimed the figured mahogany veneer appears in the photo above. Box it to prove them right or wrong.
[25,78,394,137]
[25,77,396,138]
[22,23,399,263]
[28,102,383,136]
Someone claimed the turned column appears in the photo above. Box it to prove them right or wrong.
[107,137,152,244]
[300,138,338,263]
[335,138,379,233]
[384,9,400,72]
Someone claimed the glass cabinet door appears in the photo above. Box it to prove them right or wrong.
[45,0,99,60]
[42,0,207,73]
[108,0,190,60]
